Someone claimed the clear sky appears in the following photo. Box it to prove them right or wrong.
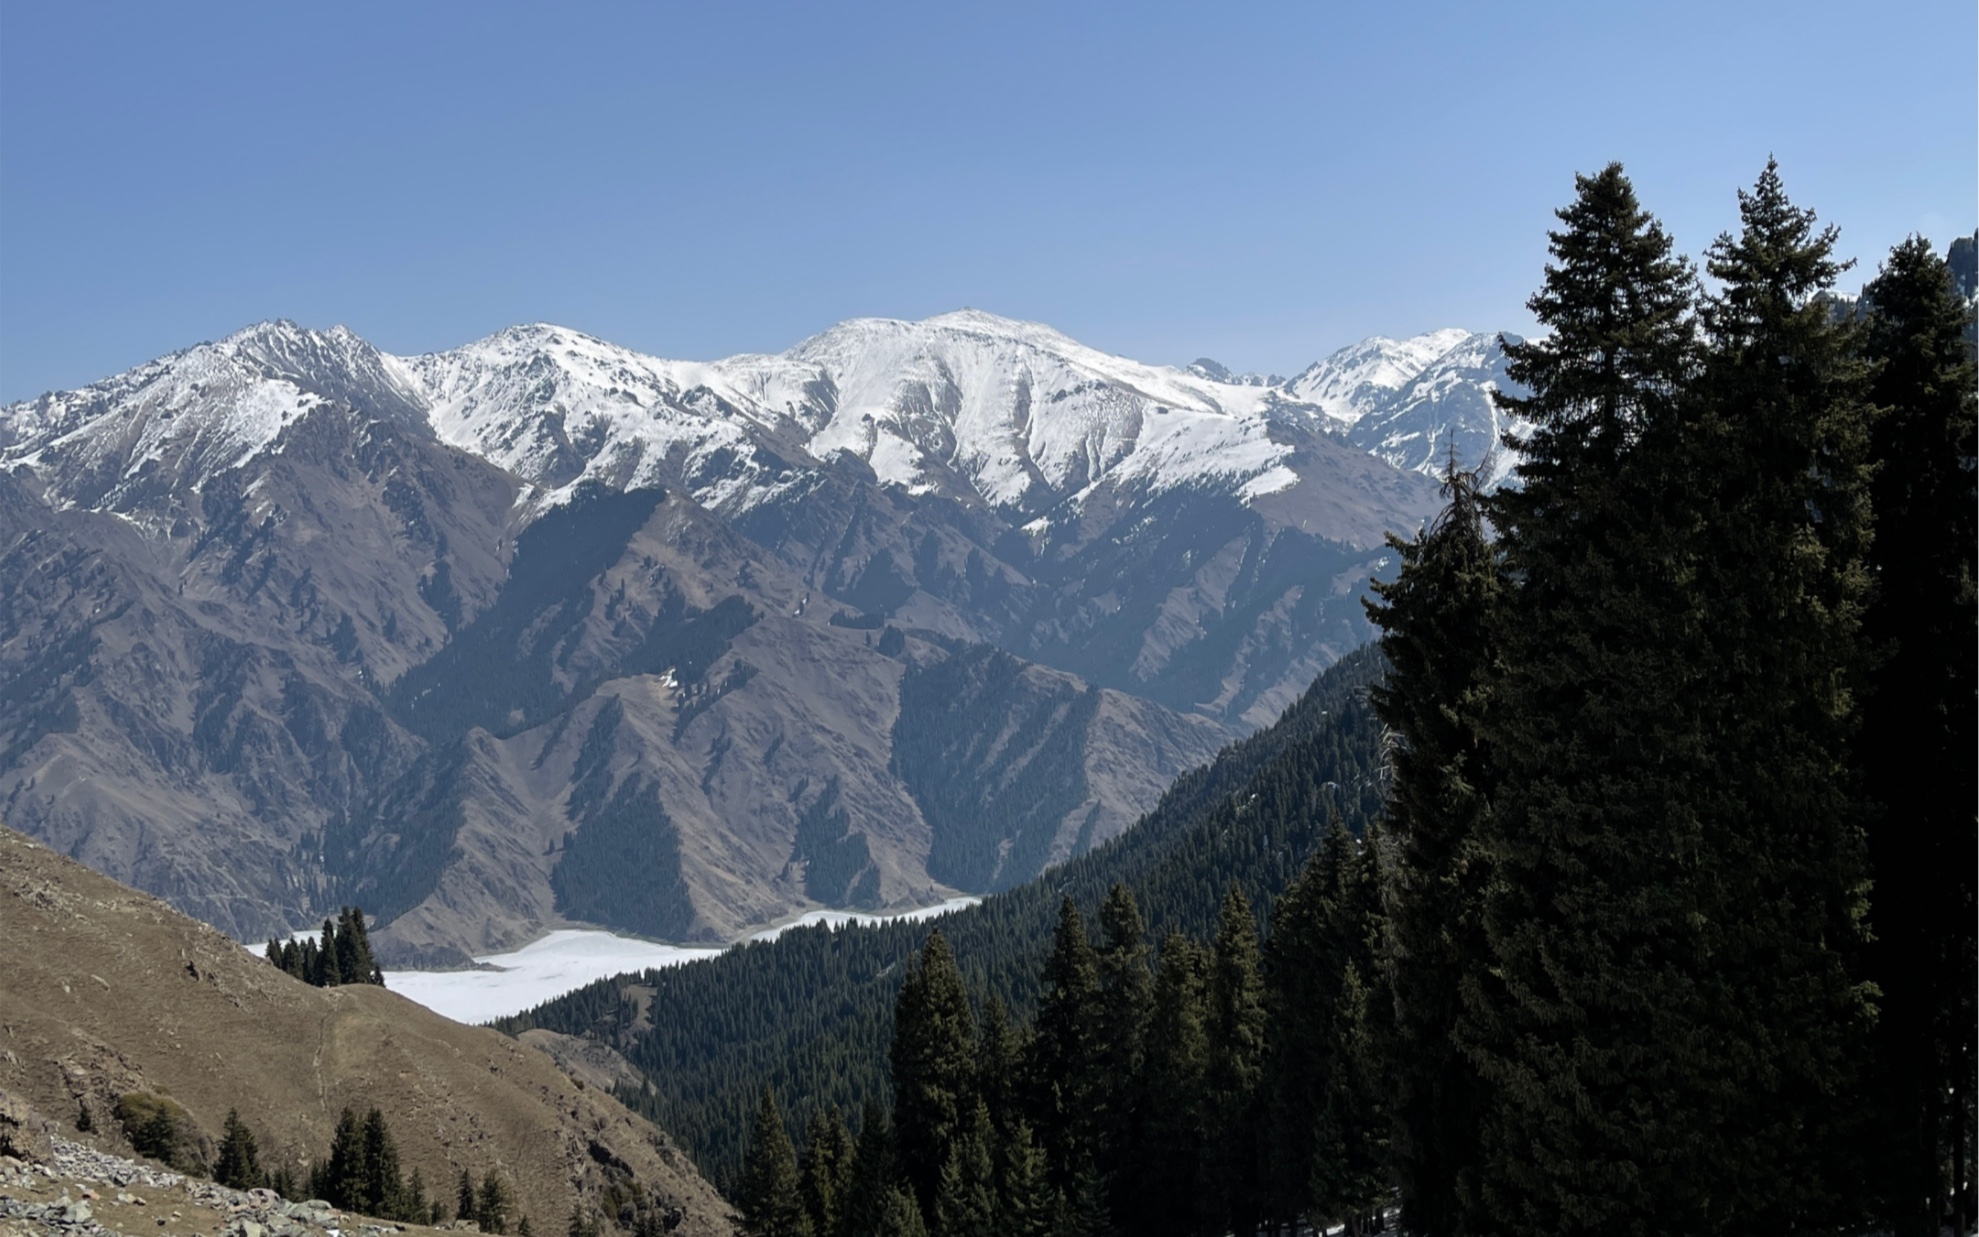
[2,1,1972,402]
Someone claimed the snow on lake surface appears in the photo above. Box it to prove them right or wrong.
[380,896,980,1025]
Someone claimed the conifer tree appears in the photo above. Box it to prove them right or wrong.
[839,1104,896,1237]
[974,996,1025,1140]
[478,1170,512,1236]
[799,1108,853,1237]
[995,1119,1055,1237]
[931,1100,997,1237]
[1685,159,1877,1227]
[325,1108,368,1211]
[737,1088,810,1237]
[872,1187,928,1237]
[315,918,343,986]
[889,930,976,1217]
[1027,899,1103,1191]
[406,1168,429,1228]
[359,1107,404,1218]
[457,1167,479,1227]
[214,1109,264,1190]
[1125,934,1208,1237]
[1051,1162,1111,1237]
[1365,455,1501,1234]
[1203,885,1267,1236]
[1465,161,1708,1232]
[1856,235,1978,1237]
[1312,824,1388,1228]
[1093,882,1150,1204]
[337,906,385,985]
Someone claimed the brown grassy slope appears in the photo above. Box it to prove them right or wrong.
[0,825,733,1235]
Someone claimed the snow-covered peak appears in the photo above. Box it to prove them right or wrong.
[1,320,426,510]
[1346,332,1529,488]
[779,308,1289,510]
[1282,328,1476,427]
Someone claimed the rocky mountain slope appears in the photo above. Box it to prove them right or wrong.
[0,825,733,1234]
[0,311,1510,961]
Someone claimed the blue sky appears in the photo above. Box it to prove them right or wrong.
[2,1,1972,402]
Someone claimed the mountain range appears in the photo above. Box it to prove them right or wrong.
[0,311,1521,963]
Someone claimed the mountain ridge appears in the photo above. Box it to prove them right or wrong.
[0,311,1509,963]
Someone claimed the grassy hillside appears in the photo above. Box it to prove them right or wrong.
[0,825,734,1236]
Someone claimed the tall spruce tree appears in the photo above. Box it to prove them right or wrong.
[1468,162,1720,1232]
[995,1119,1055,1237]
[1125,934,1208,1237]
[839,1104,897,1237]
[1688,159,1877,1228]
[1203,885,1267,1237]
[1365,455,1501,1235]
[1093,881,1151,1205]
[975,996,1026,1141]
[738,1088,810,1237]
[931,1100,997,1237]
[478,1170,512,1236]
[325,1108,369,1212]
[1026,899,1104,1192]
[1856,235,1979,1237]
[359,1108,404,1219]
[799,1108,853,1237]
[457,1167,478,1227]
[889,930,976,1218]
[1264,822,1387,1232]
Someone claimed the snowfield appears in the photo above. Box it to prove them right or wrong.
[380,896,981,1025]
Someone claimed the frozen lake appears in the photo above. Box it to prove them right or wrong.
[379,896,980,1025]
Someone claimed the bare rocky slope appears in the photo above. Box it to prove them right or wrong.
[0,312,1498,961]
[0,825,733,1234]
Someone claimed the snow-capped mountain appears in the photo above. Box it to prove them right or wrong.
[5,311,1522,526]
[1280,327,1475,427]
[396,310,1324,524]
[3,321,427,519]
[0,309,1518,964]
[1341,332,1530,489]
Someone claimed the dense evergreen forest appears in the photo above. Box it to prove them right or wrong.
[505,163,1975,1236]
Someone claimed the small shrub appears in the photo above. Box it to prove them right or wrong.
[114,1093,201,1173]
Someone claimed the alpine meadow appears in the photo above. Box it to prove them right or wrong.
[1,5,1973,1236]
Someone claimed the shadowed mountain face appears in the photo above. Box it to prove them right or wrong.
[0,313,1460,961]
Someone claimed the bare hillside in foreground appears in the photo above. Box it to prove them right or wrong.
[0,825,733,1235]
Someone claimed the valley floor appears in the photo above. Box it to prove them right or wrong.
[379,897,980,1024]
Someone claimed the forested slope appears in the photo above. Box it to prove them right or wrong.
[497,642,1389,1185]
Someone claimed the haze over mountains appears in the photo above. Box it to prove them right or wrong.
[0,310,1519,964]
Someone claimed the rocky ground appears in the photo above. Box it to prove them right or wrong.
[0,1136,461,1237]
